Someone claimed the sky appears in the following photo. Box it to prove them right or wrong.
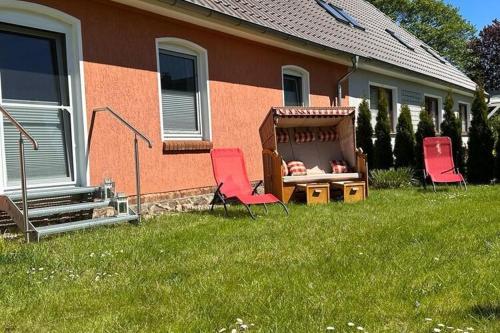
[444,0,499,31]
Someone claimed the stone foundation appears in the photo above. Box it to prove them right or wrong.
[131,182,263,217]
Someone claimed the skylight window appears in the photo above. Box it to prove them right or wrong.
[421,45,447,64]
[316,0,365,31]
[386,29,414,50]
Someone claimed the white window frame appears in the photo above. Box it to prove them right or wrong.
[368,82,398,133]
[282,65,310,107]
[156,37,211,141]
[458,101,471,134]
[424,93,443,132]
[0,1,87,192]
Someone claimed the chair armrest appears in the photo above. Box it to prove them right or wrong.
[441,167,455,174]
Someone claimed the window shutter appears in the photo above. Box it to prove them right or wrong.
[162,90,198,133]
[3,107,71,185]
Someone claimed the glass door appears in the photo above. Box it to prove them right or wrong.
[0,23,74,188]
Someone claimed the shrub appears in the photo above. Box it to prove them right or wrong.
[370,168,415,189]
[494,117,500,182]
[415,106,436,171]
[374,89,393,169]
[440,92,464,172]
[394,104,415,168]
[467,87,495,183]
[356,98,374,168]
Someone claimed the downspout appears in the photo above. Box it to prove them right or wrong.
[336,55,359,106]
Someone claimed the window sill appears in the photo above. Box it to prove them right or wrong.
[163,140,213,153]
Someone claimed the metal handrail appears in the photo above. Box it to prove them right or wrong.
[0,105,39,242]
[88,107,153,223]
[0,105,39,150]
[92,107,153,148]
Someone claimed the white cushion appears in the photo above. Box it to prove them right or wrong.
[283,173,361,183]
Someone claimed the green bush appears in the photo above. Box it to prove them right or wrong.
[356,98,375,168]
[370,168,415,189]
[415,106,436,171]
[440,92,464,172]
[494,119,500,182]
[467,87,495,183]
[374,89,393,169]
[394,104,415,168]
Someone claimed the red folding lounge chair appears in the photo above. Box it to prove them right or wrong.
[210,148,289,219]
[423,137,467,191]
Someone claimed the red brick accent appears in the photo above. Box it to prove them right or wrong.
[163,140,213,153]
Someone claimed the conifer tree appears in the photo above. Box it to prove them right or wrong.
[440,92,464,171]
[374,89,393,169]
[415,107,436,170]
[394,104,415,168]
[467,87,495,183]
[495,126,500,181]
[356,98,374,168]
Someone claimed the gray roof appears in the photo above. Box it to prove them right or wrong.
[180,0,476,91]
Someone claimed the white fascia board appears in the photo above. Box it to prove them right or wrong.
[360,63,475,98]
[113,0,476,97]
[111,0,353,66]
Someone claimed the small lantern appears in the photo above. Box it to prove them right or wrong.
[103,178,115,200]
[112,193,129,216]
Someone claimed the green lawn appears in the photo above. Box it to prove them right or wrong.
[1,186,499,332]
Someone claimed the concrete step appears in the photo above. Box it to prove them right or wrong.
[7,186,100,202]
[27,200,111,218]
[35,214,138,240]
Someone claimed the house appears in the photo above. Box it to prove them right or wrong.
[488,92,500,119]
[0,0,477,239]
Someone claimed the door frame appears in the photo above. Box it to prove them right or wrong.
[0,1,88,193]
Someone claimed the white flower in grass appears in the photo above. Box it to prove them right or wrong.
[240,324,248,330]
[356,326,364,331]
[433,328,441,333]
[236,318,243,324]
[424,318,433,322]
[231,329,237,333]
[348,322,355,327]
[447,327,454,330]
[38,267,44,271]
[456,329,463,332]
[466,328,474,331]
[438,324,445,327]
[218,329,226,333]
[326,326,335,331]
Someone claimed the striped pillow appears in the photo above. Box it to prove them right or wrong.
[282,160,289,176]
[330,160,349,173]
[294,130,315,144]
[277,129,289,143]
[318,128,338,142]
[287,161,307,176]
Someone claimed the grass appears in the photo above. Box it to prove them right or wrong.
[1,186,499,332]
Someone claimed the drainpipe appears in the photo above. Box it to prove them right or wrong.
[336,55,359,106]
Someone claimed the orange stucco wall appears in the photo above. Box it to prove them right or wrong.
[30,0,349,195]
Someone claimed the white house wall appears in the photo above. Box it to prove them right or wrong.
[348,69,474,140]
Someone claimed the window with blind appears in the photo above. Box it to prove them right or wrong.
[157,38,211,141]
[159,50,200,136]
[283,74,303,106]
[282,65,310,107]
[425,96,440,131]
[369,85,395,131]
[459,103,469,134]
[0,23,74,186]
